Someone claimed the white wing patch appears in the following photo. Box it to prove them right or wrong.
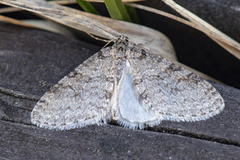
[115,60,158,129]
[31,36,225,130]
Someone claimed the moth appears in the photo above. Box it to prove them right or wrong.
[31,36,224,130]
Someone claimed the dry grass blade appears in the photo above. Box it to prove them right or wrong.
[86,0,145,2]
[0,0,220,81]
[126,1,240,60]
[0,15,37,28]
[0,0,177,60]
[162,0,240,59]
[0,1,79,14]
[50,0,78,5]
[0,1,141,14]
[22,19,76,38]
[0,8,78,38]
[163,0,240,59]
[0,6,21,13]
[0,0,120,39]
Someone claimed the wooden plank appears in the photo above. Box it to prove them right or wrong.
[157,82,240,144]
[1,120,240,160]
[0,22,240,159]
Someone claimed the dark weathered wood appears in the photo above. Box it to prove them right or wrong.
[0,22,240,159]
[157,82,240,144]
[138,0,240,89]
[1,120,240,160]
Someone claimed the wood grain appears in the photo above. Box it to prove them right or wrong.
[0,22,239,159]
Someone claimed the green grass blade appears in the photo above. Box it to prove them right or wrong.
[104,0,131,22]
[76,0,100,15]
[125,5,140,24]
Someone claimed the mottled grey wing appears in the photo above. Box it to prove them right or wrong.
[129,49,224,123]
[31,48,114,130]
